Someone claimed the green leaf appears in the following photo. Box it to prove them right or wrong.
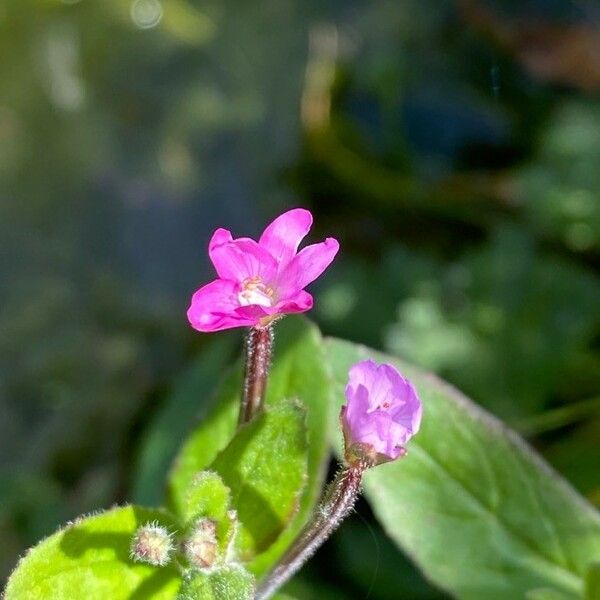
[168,317,334,575]
[167,365,241,517]
[133,334,238,505]
[177,566,255,600]
[182,470,237,559]
[325,338,600,600]
[5,505,181,600]
[332,518,446,599]
[210,400,308,560]
[585,563,600,600]
[183,471,231,526]
[248,317,336,575]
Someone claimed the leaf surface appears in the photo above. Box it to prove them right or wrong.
[325,338,600,600]
[210,400,308,559]
[176,566,255,600]
[168,317,334,575]
[5,505,181,600]
[133,334,238,505]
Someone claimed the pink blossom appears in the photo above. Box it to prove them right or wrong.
[341,360,422,464]
[187,208,339,332]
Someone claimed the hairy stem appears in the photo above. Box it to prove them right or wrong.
[239,325,273,425]
[255,462,365,600]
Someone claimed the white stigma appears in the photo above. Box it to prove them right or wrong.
[238,277,274,307]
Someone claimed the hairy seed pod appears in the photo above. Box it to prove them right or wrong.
[130,522,174,566]
[184,518,218,569]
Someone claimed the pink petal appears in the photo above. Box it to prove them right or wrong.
[347,360,378,389]
[362,413,404,458]
[274,290,313,315]
[344,383,370,424]
[353,416,384,452]
[389,380,423,434]
[277,237,339,296]
[234,304,270,321]
[210,238,278,283]
[259,208,313,265]
[209,228,234,253]
[187,279,258,332]
[369,363,400,409]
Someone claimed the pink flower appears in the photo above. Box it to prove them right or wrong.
[187,208,339,332]
[341,360,422,464]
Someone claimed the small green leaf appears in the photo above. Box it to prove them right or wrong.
[5,505,181,600]
[168,317,335,575]
[210,400,308,560]
[249,316,335,575]
[167,366,241,517]
[177,566,255,600]
[585,563,600,600]
[325,338,600,600]
[133,334,238,505]
[183,471,231,526]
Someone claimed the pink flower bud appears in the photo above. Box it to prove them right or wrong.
[341,360,422,466]
[130,522,174,566]
[187,208,339,332]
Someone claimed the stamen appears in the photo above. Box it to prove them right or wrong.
[238,277,275,307]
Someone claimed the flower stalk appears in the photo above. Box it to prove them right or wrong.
[238,325,274,425]
[255,460,367,600]
[256,359,423,599]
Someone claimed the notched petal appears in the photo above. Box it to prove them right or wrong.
[259,208,313,264]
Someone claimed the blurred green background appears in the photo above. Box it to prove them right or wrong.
[1,0,599,597]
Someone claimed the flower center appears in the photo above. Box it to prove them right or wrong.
[238,276,274,308]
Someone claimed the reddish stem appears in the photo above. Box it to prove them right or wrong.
[255,462,366,600]
[238,325,273,425]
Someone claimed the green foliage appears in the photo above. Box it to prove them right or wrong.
[168,317,334,576]
[9,317,600,599]
[133,334,238,506]
[210,401,308,560]
[182,471,231,527]
[167,368,241,518]
[526,590,580,600]
[585,563,600,600]
[325,337,600,600]
[3,1,600,597]
[250,317,335,576]
[181,470,237,560]
[332,518,446,600]
[176,566,255,600]
[5,473,257,599]
[4,506,181,600]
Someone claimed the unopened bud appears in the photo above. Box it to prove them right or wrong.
[341,360,421,466]
[184,518,218,569]
[130,522,174,566]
